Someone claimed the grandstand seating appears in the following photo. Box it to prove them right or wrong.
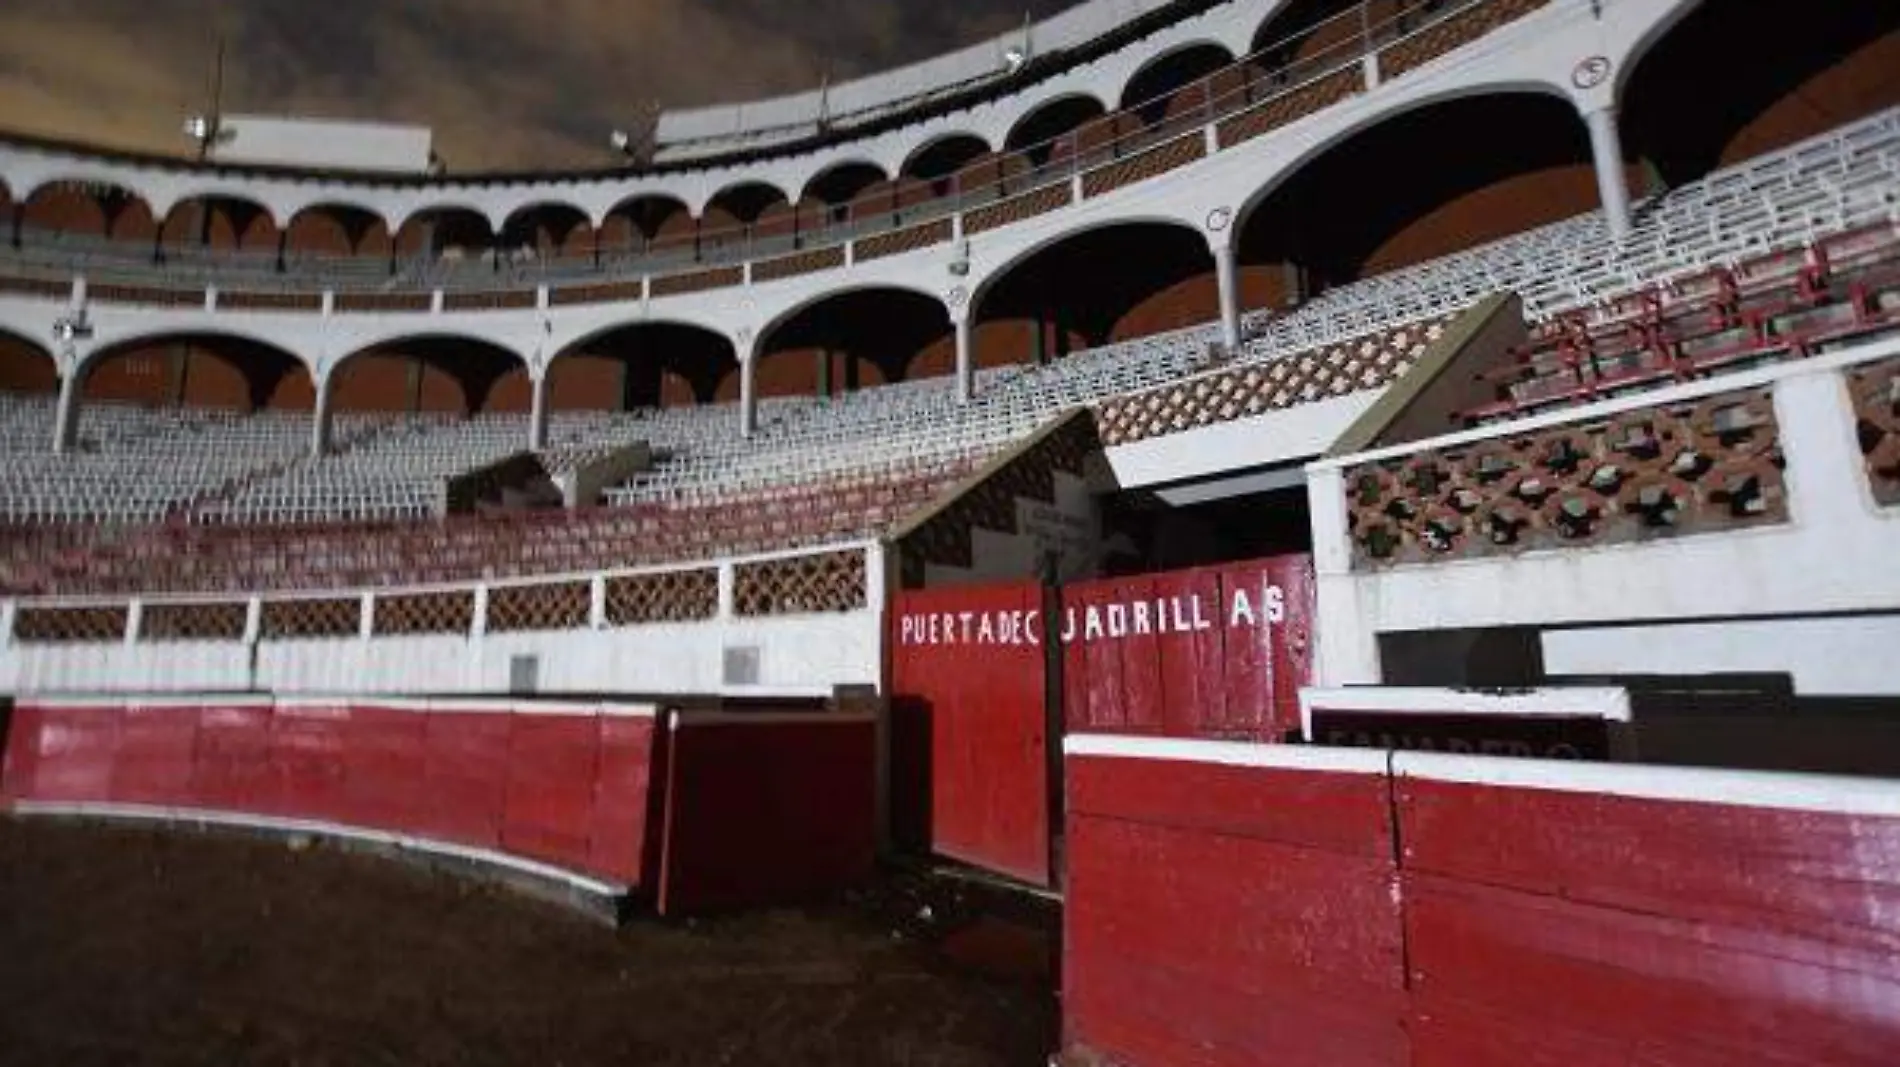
[2,108,1897,597]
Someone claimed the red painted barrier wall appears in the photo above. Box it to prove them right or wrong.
[654,711,878,916]
[1065,742,1408,1067]
[890,580,1051,886]
[0,697,663,889]
[1063,739,1900,1067]
[1062,555,1315,742]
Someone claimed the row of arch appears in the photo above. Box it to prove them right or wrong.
[2,0,1895,421]
[0,0,1562,264]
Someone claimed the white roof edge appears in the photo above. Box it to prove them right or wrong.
[1063,733,1391,774]
[1299,686,1633,722]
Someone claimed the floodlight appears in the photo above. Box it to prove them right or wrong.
[1003,47,1027,73]
[183,115,211,141]
[609,129,632,153]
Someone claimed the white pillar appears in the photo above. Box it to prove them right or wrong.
[528,371,550,451]
[1585,106,1632,242]
[311,375,334,456]
[1212,238,1242,352]
[954,315,974,404]
[51,371,81,454]
[739,355,758,438]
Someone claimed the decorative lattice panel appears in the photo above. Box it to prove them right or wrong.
[1217,67,1365,149]
[651,266,743,298]
[1344,386,1787,570]
[0,275,71,299]
[855,219,953,263]
[752,246,846,282]
[605,569,718,626]
[335,291,432,313]
[141,601,248,642]
[260,597,362,640]
[964,184,1073,236]
[443,289,538,311]
[487,581,592,633]
[88,284,201,308]
[1379,0,1550,81]
[372,590,476,636]
[13,605,128,644]
[1081,134,1206,198]
[735,550,867,617]
[219,290,323,312]
[1096,315,1452,446]
[1850,355,1900,507]
[550,279,644,306]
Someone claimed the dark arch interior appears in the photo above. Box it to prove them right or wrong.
[499,203,592,255]
[550,323,735,410]
[760,288,952,395]
[1238,92,1594,296]
[904,135,992,184]
[0,329,58,394]
[977,222,1215,354]
[1005,96,1108,164]
[331,337,527,415]
[21,182,158,244]
[161,196,276,251]
[703,183,790,225]
[803,162,889,207]
[285,204,392,258]
[1250,0,1364,74]
[397,208,495,258]
[1621,0,1900,187]
[602,196,693,253]
[80,334,311,412]
[1121,43,1235,123]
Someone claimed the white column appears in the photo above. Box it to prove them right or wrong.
[1585,106,1632,242]
[51,371,81,454]
[954,315,974,404]
[310,375,334,456]
[1212,238,1242,353]
[1305,464,1382,687]
[528,371,550,451]
[739,354,758,438]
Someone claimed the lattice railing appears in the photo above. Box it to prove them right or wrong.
[964,184,1073,236]
[372,590,477,636]
[260,597,363,640]
[1850,355,1900,507]
[141,601,248,642]
[1081,134,1206,198]
[1344,386,1787,569]
[12,605,128,644]
[605,569,719,625]
[855,219,953,263]
[650,265,743,297]
[752,246,846,283]
[488,581,592,633]
[734,551,867,617]
[1218,67,1366,149]
[1378,0,1549,80]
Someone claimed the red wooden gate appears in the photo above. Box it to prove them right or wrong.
[888,580,1052,886]
[887,554,1316,886]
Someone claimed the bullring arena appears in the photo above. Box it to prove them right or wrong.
[3,0,1900,1063]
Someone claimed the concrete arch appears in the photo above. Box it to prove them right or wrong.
[900,132,995,180]
[693,179,794,222]
[323,333,533,416]
[549,316,736,366]
[969,213,1205,319]
[498,200,595,258]
[17,177,159,241]
[1119,39,1239,112]
[75,329,316,412]
[0,325,60,394]
[387,200,501,240]
[159,190,283,232]
[546,318,738,410]
[284,201,395,258]
[754,280,949,355]
[1001,91,1114,154]
[1232,80,1577,234]
[800,159,891,206]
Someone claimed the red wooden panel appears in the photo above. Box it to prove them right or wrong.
[189,703,274,811]
[19,704,120,803]
[339,704,428,834]
[889,580,1049,885]
[587,714,662,886]
[0,703,44,803]
[264,701,351,822]
[1155,568,1225,739]
[501,713,600,872]
[1398,778,1900,946]
[1206,558,1311,741]
[109,701,201,807]
[1066,753,1392,857]
[1267,554,1316,738]
[416,710,512,850]
[657,717,876,915]
[1405,872,1900,1067]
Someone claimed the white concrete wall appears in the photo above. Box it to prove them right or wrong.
[1305,338,1900,689]
[1104,389,1376,488]
[1542,615,1900,697]
[0,543,887,698]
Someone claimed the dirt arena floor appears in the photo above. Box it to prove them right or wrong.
[0,819,1058,1066]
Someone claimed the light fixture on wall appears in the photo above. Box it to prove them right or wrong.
[1002,46,1028,74]
[52,310,94,345]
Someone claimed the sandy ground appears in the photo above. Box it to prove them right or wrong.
[0,819,1057,1067]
